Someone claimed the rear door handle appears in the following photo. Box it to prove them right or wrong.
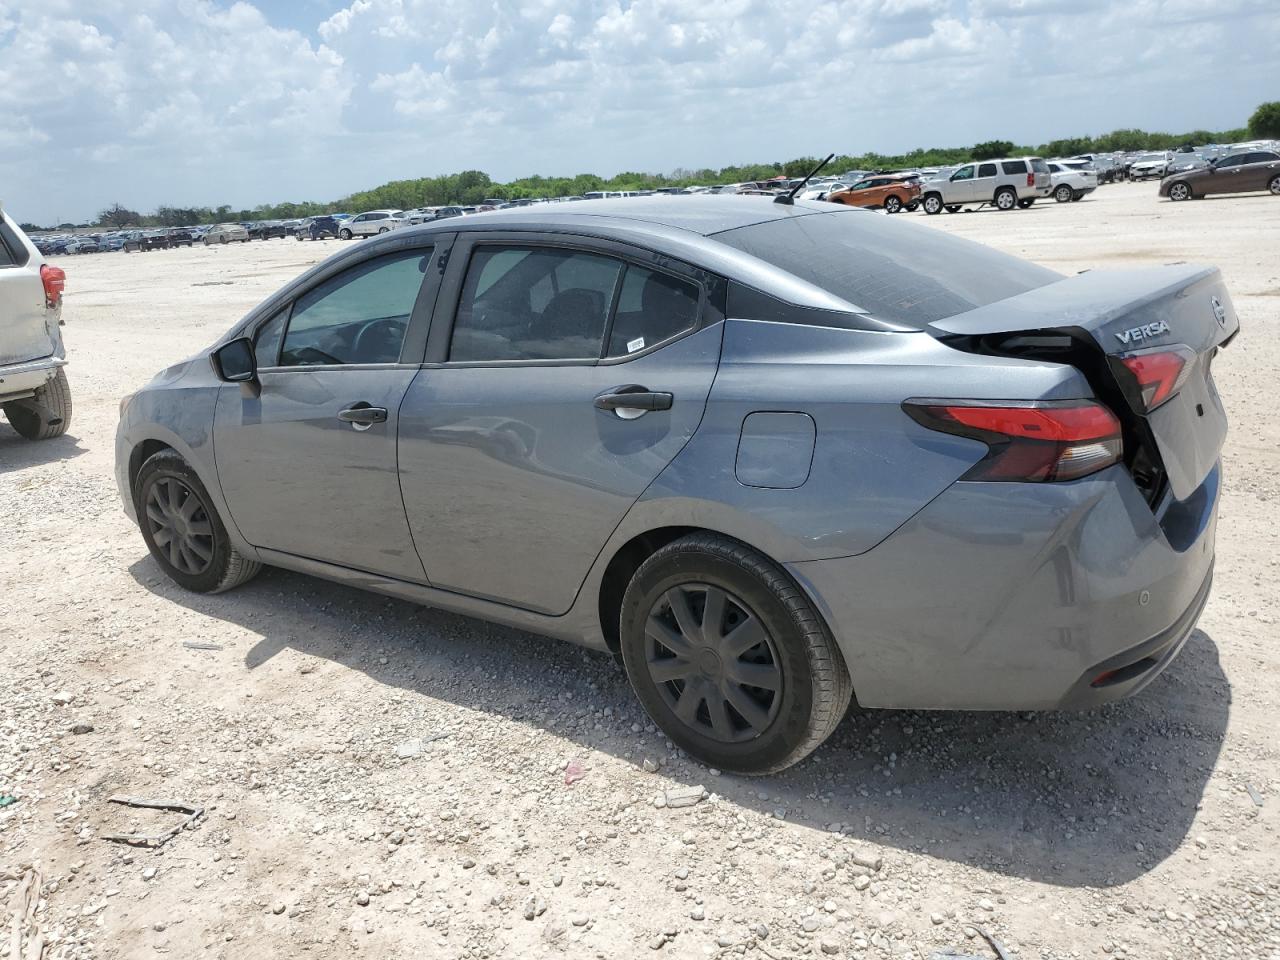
[594,385,673,419]
[338,402,388,431]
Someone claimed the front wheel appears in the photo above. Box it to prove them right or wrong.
[134,450,262,594]
[1267,174,1280,196]
[945,204,962,213]
[883,195,902,214]
[922,194,943,215]
[2,368,71,440]
[1054,184,1074,203]
[339,228,352,240]
[994,187,1017,210]
[219,235,228,244]
[619,534,853,775]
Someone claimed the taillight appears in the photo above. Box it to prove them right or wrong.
[1026,172,1035,187]
[1117,346,1196,412]
[40,263,65,308]
[904,400,1122,482]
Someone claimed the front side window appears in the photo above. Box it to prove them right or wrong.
[279,248,431,366]
[449,246,623,362]
[952,166,974,181]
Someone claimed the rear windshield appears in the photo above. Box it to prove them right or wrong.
[713,209,1060,328]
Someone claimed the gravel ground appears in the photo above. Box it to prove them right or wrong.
[2,183,1278,960]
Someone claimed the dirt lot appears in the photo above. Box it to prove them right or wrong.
[3,183,1278,960]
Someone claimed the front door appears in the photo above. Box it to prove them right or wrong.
[397,237,723,615]
[213,244,438,580]
[949,165,977,202]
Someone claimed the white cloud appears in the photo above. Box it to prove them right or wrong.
[0,0,1276,223]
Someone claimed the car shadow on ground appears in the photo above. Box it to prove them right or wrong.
[129,558,1230,889]
[0,427,86,474]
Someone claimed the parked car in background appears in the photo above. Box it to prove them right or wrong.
[796,181,848,201]
[0,206,71,440]
[295,216,340,240]
[1046,162,1098,202]
[115,196,1237,774]
[167,228,195,248]
[339,210,407,239]
[121,231,144,252]
[826,174,921,213]
[1160,150,1280,201]
[137,230,170,252]
[66,237,102,254]
[249,221,289,240]
[1129,152,1173,181]
[204,223,250,245]
[919,157,1051,214]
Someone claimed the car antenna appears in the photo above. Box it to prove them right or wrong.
[774,153,836,205]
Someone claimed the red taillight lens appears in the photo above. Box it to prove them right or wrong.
[1027,172,1035,187]
[40,263,66,308]
[904,400,1123,482]
[1118,346,1196,412]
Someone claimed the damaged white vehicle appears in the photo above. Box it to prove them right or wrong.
[0,205,71,440]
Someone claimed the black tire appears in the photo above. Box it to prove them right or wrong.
[1017,199,1034,208]
[922,194,943,215]
[619,533,853,775]
[883,195,902,214]
[1070,191,1083,202]
[134,450,262,594]
[1268,174,1280,196]
[3,368,72,440]
[1054,184,1074,203]
[994,187,1017,211]
[377,226,389,234]
[945,204,962,213]
[219,235,228,244]
[1167,181,1193,201]
[339,228,352,240]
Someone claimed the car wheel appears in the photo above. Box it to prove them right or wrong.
[1070,191,1083,202]
[995,187,1017,210]
[1054,184,1073,203]
[134,450,262,594]
[339,228,352,240]
[1268,174,1280,196]
[922,194,943,215]
[1017,199,1034,208]
[2,368,72,440]
[377,226,389,234]
[219,235,228,244]
[619,533,853,775]
[945,205,962,213]
[883,195,902,214]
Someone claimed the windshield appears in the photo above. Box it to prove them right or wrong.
[1137,154,1164,162]
[714,210,1060,328]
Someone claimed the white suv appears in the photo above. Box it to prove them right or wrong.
[0,206,71,440]
[919,157,1052,214]
[339,210,407,239]
[1046,161,1099,202]
[1128,152,1172,181]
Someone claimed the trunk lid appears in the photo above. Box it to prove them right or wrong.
[928,264,1239,501]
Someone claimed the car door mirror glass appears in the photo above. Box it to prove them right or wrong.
[213,337,257,382]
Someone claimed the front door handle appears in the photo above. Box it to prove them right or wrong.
[594,385,673,419]
[338,402,388,431]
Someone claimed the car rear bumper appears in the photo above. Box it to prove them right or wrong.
[0,355,66,402]
[785,462,1219,711]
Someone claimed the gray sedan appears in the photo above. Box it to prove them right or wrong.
[115,197,1236,773]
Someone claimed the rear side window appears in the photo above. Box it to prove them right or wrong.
[607,267,700,357]
[977,163,997,178]
[1000,160,1027,175]
[449,246,622,362]
[714,210,1060,328]
[0,220,29,267]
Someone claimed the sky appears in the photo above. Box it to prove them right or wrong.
[1,0,1277,224]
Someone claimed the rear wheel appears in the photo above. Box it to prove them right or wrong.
[134,450,261,594]
[3,368,72,440]
[1268,174,1280,196]
[1017,199,1035,208]
[883,195,903,214]
[619,534,853,775]
[995,187,1017,210]
[945,204,962,213]
[219,235,228,244]
[922,194,943,215]
[1054,184,1074,203]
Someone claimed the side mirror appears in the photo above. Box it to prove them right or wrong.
[212,337,258,385]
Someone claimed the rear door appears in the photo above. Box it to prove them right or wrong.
[1240,152,1280,191]
[0,217,56,366]
[397,232,724,615]
[973,162,998,202]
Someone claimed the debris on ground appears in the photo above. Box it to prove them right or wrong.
[182,640,224,651]
[1246,783,1264,807]
[99,795,205,847]
[563,759,586,786]
[659,784,707,809]
[0,795,18,809]
[931,925,1013,960]
[2,864,45,960]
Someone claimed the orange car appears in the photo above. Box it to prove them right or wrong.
[826,174,921,213]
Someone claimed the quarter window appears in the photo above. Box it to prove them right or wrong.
[253,307,288,367]
[279,248,431,366]
[449,246,623,362]
[607,267,700,357]
[1000,161,1027,175]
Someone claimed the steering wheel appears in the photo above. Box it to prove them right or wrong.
[352,317,407,363]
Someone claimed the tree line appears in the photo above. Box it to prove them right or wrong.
[19,107,1275,233]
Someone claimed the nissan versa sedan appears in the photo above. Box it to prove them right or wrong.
[116,197,1236,774]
